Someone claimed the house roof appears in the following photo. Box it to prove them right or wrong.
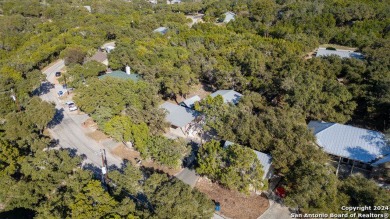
[181,95,201,108]
[224,141,272,180]
[98,71,140,82]
[160,102,199,128]
[372,154,390,166]
[153,27,168,35]
[308,121,390,163]
[210,90,242,104]
[83,6,91,13]
[89,51,107,63]
[316,48,364,59]
[224,12,236,23]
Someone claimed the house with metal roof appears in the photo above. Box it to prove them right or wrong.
[83,6,92,13]
[153,27,168,35]
[316,48,364,59]
[223,12,236,23]
[88,51,108,66]
[224,141,273,180]
[98,70,140,82]
[308,121,390,168]
[210,90,242,104]
[102,42,116,53]
[180,95,201,109]
[160,102,200,135]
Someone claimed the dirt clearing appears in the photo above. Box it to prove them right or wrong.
[87,130,109,142]
[196,177,269,219]
[112,144,182,176]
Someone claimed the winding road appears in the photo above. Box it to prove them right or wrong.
[40,60,122,167]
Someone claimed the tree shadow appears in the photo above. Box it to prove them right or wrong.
[83,163,103,179]
[140,166,170,178]
[183,140,198,169]
[34,81,55,96]
[62,148,78,158]
[0,208,35,219]
[345,147,377,163]
[47,108,64,128]
[361,130,390,156]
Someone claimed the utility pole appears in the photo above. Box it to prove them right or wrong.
[100,149,111,194]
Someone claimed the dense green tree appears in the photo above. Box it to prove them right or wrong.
[66,61,106,88]
[61,46,87,66]
[197,140,266,193]
[109,165,143,196]
[75,78,165,133]
[197,140,224,178]
[284,161,348,213]
[340,175,390,213]
[24,96,55,134]
[70,180,118,219]
[147,136,189,168]
[0,137,19,176]
[104,115,149,155]
[149,178,214,218]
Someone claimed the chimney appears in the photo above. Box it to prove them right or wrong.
[125,65,131,75]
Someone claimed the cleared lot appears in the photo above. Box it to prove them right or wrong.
[196,177,269,219]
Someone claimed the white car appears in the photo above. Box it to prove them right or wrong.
[67,102,78,111]
[69,104,78,111]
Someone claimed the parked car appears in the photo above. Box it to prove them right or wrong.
[57,91,63,97]
[55,72,61,77]
[68,103,78,111]
[66,101,77,111]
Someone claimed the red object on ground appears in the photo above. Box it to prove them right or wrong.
[275,187,286,198]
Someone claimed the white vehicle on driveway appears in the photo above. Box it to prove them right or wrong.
[66,101,78,111]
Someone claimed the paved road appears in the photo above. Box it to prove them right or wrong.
[175,167,199,187]
[40,60,122,167]
[258,197,292,219]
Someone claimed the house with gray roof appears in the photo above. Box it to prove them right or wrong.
[160,102,200,135]
[316,48,364,59]
[98,70,140,82]
[223,12,236,23]
[88,51,108,66]
[308,121,390,169]
[210,90,242,104]
[153,27,168,35]
[83,6,92,13]
[224,141,273,180]
[180,95,201,109]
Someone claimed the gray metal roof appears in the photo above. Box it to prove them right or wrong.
[160,102,199,128]
[372,154,390,166]
[182,95,201,108]
[153,27,168,35]
[224,12,236,23]
[210,90,242,104]
[316,48,364,59]
[308,121,390,163]
[83,6,91,13]
[254,150,273,180]
[224,141,272,180]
